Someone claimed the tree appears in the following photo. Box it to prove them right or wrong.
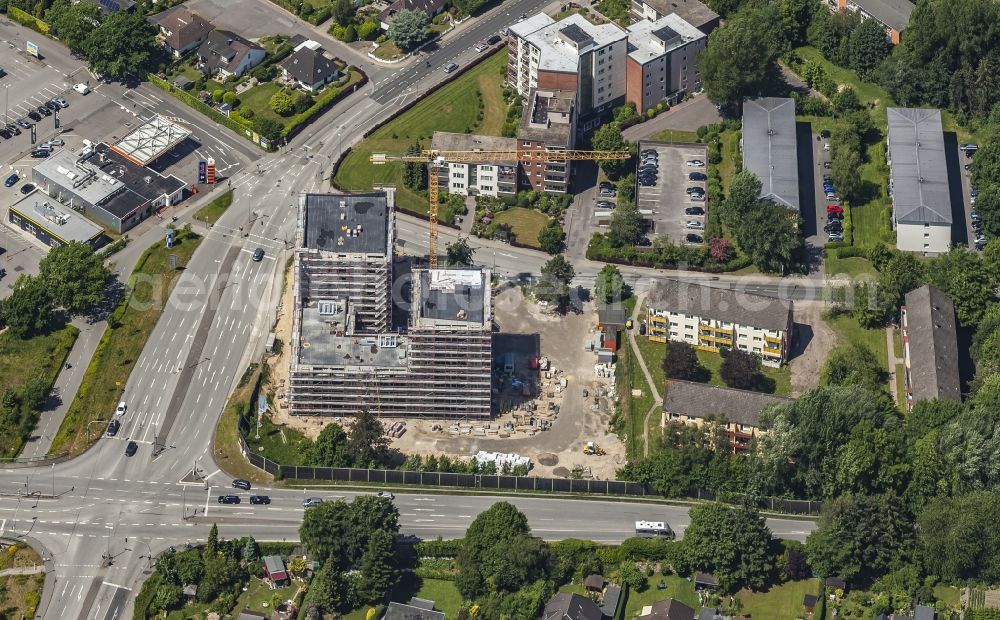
[445,237,475,266]
[616,174,636,203]
[38,242,109,315]
[358,529,399,602]
[830,147,863,203]
[537,255,575,311]
[402,142,427,190]
[457,502,551,598]
[607,200,644,247]
[387,10,430,51]
[617,560,646,591]
[288,556,307,575]
[848,18,891,78]
[312,422,351,467]
[242,537,258,562]
[594,265,626,305]
[0,275,55,338]
[683,503,776,591]
[47,0,100,53]
[831,86,861,114]
[591,123,631,179]
[199,552,241,602]
[452,0,486,17]
[21,376,49,411]
[720,349,762,390]
[536,220,565,255]
[540,255,575,285]
[971,138,1000,191]
[253,117,283,141]
[83,10,162,80]
[269,90,295,116]
[924,246,995,326]
[206,523,219,556]
[821,344,885,391]
[347,408,388,467]
[309,564,352,613]
[709,237,734,263]
[917,493,1000,583]
[332,0,355,24]
[973,186,1000,240]
[300,500,352,566]
[698,4,784,104]
[733,201,802,274]
[662,341,702,381]
[805,494,914,586]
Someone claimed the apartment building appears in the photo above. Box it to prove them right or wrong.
[629,0,719,34]
[517,88,576,193]
[886,107,953,255]
[431,132,518,197]
[742,97,800,213]
[662,380,791,453]
[507,13,627,132]
[625,14,706,113]
[646,279,793,367]
[828,0,914,44]
[288,191,494,419]
[900,285,961,410]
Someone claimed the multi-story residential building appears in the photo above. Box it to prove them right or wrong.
[742,97,800,213]
[827,0,914,44]
[662,380,791,453]
[625,14,706,113]
[517,88,576,193]
[629,0,720,34]
[900,285,961,410]
[507,13,627,132]
[431,132,518,197]
[646,279,793,367]
[886,107,953,255]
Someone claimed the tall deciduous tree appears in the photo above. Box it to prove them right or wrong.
[698,4,785,105]
[0,275,54,338]
[83,10,162,80]
[387,10,430,51]
[357,529,399,602]
[607,199,644,247]
[456,502,544,598]
[662,341,702,381]
[820,343,885,391]
[300,500,352,567]
[733,201,802,274]
[847,17,890,78]
[536,220,565,255]
[594,264,626,305]
[312,422,351,467]
[924,246,995,326]
[683,503,776,591]
[445,237,475,266]
[917,493,1000,583]
[347,408,388,467]
[46,0,100,53]
[591,123,632,179]
[720,349,762,390]
[38,242,109,315]
[332,0,355,25]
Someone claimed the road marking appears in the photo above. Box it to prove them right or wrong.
[101,581,132,591]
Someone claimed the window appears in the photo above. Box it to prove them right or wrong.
[753,336,762,342]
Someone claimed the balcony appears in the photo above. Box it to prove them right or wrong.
[699,333,732,345]
[764,335,782,344]
[762,346,782,356]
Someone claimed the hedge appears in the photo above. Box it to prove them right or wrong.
[8,6,49,35]
[131,571,163,620]
[146,73,267,149]
[414,538,463,558]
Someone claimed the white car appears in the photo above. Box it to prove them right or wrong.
[686,220,704,229]
[686,159,705,167]
[73,83,89,95]
[376,491,395,500]
[115,401,127,416]
[823,143,831,150]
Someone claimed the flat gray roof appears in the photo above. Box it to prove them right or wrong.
[904,285,960,403]
[9,190,103,243]
[887,108,951,225]
[627,13,704,64]
[415,269,487,325]
[646,279,793,332]
[511,13,627,73]
[432,131,517,153]
[297,299,408,368]
[742,97,799,211]
[636,0,719,30]
[303,192,390,255]
[854,0,914,32]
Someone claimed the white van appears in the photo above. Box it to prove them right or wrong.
[73,83,89,95]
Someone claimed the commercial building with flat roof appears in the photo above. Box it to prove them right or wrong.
[646,279,793,367]
[7,190,104,250]
[31,143,185,233]
[886,107,952,255]
[900,285,961,409]
[742,97,800,212]
[629,0,720,34]
[625,14,706,113]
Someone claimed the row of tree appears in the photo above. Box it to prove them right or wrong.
[721,170,804,274]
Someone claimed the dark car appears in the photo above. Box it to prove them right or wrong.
[19,183,34,195]
[45,100,59,111]
[486,34,502,45]
[30,150,49,158]
[232,479,251,490]
[686,187,704,194]
[250,495,271,505]
[106,419,120,437]
[252,248,264,262]
[7,124,20,135]
[824,222,843,233]
[820,129,831,138]
[599,181,615,191]
[0,129,9,139]
[685,206,705,216]
[27,111,41,122]
[124,441,138,457]
[689,172,707,181]
[4,173,18,188]
[218,495,241,504]
[685,234,704,244]
[823,161,832,169]
[36,105,51,117]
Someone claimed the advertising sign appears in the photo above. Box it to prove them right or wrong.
[206,158,216,185]
[197,160,207,184]
[26,41,38,58]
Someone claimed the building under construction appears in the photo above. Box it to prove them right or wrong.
[287,190,494,419]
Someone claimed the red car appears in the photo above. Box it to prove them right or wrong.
[827,204,844,214]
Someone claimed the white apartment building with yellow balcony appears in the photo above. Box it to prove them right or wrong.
[645,279,793,367]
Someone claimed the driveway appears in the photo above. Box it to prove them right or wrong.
[623,94,722,142]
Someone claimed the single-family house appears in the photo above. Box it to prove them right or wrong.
[378,0,448,30]
[197,30,265,79]
[914,605,936,620]
[182,583,198,601]
[279,43,340,92]
[236,612,268,620]
[634,598,696,620]
[149,6,214,58]
[543,592,603,620]
[384,597,445,620]
[262,555,289,586]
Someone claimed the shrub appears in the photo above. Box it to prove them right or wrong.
[222,91,238,105]
[357,19,381,40]
[211,89,224,103]
[269,89,295,116]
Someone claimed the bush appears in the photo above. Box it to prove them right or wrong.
[211,89,224,103]
[269,89,295,116]
[222,91,238,106]
[357,19,381,40]
[415,538,464,558]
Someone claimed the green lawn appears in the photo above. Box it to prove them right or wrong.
[373,41,404,61]
[213,366,273,486]
[492,207,550,247]
[49,230,203,457]
[895,363,906,407]
[633,335,792,398]
[648,129,700,143]
[717,130,740,193]
[795,46,891,107]
[823,252,876,277]
[623,575,699,618]
[235,82,285,125]
[934,585,961,609]
[193,190,233,225]
[0,325,78,457]
[165,603,213,620]
[245,406,315,465]
[851,139,894,247]
[737,579,819,620]
[335,50,508,216]
[233,577,298,615]
[826,314,889,375]
[619,337,655,460]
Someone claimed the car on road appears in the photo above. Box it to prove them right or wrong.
[474,42,488,52]
[443,62,458,73]
[232,479,251,490]
[303,497,323,508]
[125,441,138,457]
[688,172,707,181]
[686,159,705,167]
[250,495,271,505]
[53,98,68,108]
[73,83,89,95]
[106,419,120,437]
[685,233,703,244]
[27,111,41,122]
[116,401,127,416]
[16,119,31,129]
[686,220,704,229]
[36,106,51,117]
[376,491,395,500]
[252,248,264,262]
[30,149,49,158]
[217,495,241,504]
[19,183,34,195]
[685,206,705,216]
[4,173,18,188]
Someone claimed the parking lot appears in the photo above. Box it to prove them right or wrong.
[0,223,42,299]
[635,141,708,245]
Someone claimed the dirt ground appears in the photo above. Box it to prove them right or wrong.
[788,301,837,395]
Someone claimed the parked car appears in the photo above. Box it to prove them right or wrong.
[823,161,832,169]
[36,105,50,117]
[16,119,31,129]
[828,211,843,221]
[43,138,64,147]
[232,479,251,490]
[30,149,48,158]
[125,441,138,457]
[686,220,704,229]
[7,123,20,135]
[106,419,120,437]
[596,200,615,209]
[303,497,323,508]
[19,183,34,195]
[684,206,705,216]
[252,248,264,262]
[688,172,707,181]
[686,186,704,194]
[486,34,502,45]
[27,111,41,122]
[474,42,488,52]
[689,193,705,201]
[827,204,843,213]
[685,233,704,243]
[599,181,615,191]
[443,62,458,73]
[641,149,657,157]
[824,222,843,233]
[53,98,68,108]
[976,239,987,250]
[44,100,59,111]
[250,495,271,505]
[686,159,705,167]
[823,143,831,151]
[0,128,10,139]
[598,188,616,197]
[72,83,89,95]
[4,173,18,188]
[217,495,241,504]
[639,178,655,186]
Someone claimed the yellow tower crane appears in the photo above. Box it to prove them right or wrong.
[371,148,631,268]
